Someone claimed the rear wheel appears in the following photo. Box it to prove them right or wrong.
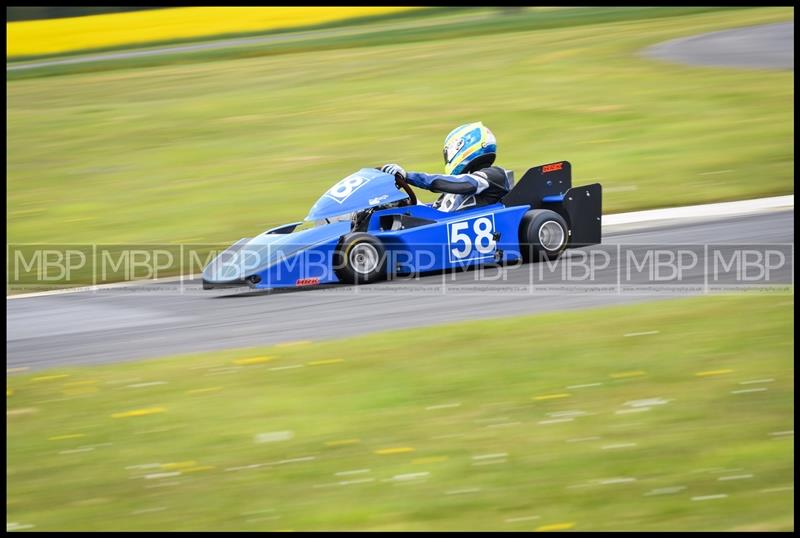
[334,233,388,284]
[519,209,569,262]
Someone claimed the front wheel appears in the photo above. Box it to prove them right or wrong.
[519,209,569,262]
[334,233,388,284]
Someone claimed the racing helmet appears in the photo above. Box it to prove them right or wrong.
[442,122,497,175]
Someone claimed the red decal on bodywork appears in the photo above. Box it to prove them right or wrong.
[296,278,320,287]
[542,162,563,173]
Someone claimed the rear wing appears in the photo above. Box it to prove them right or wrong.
[501,161,602,247]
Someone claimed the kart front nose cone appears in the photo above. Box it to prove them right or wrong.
[201,238,253,283]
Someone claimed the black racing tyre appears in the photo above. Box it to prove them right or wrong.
[519,209,569,263]
[334,232,388,284]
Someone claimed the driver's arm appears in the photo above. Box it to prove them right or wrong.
[405,171,490,195]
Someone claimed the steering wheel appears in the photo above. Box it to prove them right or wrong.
[394,173,417,206]
[374,167,417,205]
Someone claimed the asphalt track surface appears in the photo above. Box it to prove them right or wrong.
[6,210,793,371]
[643,21,794,70]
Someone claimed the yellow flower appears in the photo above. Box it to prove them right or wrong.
[8,7,422,58]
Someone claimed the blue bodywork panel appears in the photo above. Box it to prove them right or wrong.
[203,201,531,290]
[306,168,408,222]
[368,203,528,274]
[202,221,351,287]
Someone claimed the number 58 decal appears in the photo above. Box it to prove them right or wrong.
[447,216,496,263]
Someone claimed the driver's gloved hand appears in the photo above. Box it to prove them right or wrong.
[381,163,407,180]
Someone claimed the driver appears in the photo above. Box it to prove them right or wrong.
[381,122,511,212]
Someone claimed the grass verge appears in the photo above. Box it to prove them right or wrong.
[6,294,794,530]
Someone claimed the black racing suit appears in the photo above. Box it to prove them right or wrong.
[405,166,511,211]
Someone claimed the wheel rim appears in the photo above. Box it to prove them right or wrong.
[349,242,379,275]
[538,220,565,251]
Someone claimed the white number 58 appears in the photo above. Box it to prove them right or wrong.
[450,217,495,260]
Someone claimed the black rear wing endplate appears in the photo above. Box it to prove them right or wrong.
[501,160,602,247]
[562,183,602,247]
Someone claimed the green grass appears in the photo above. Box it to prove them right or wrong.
[6,294,794,531]
[7,7,793,249]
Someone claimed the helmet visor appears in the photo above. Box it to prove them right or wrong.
[443,137,464,165]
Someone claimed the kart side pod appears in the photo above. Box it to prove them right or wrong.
[500,161,602,247]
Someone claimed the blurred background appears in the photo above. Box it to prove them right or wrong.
[6,6,794,532]
[7,6,793,248]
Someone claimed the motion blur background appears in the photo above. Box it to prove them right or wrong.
[6,6,794,531]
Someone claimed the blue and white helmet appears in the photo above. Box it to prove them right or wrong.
[442,122,497,175]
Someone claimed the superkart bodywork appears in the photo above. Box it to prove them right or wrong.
[202,162,602,290]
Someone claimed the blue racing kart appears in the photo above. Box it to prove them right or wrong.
[202,161,602,290]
